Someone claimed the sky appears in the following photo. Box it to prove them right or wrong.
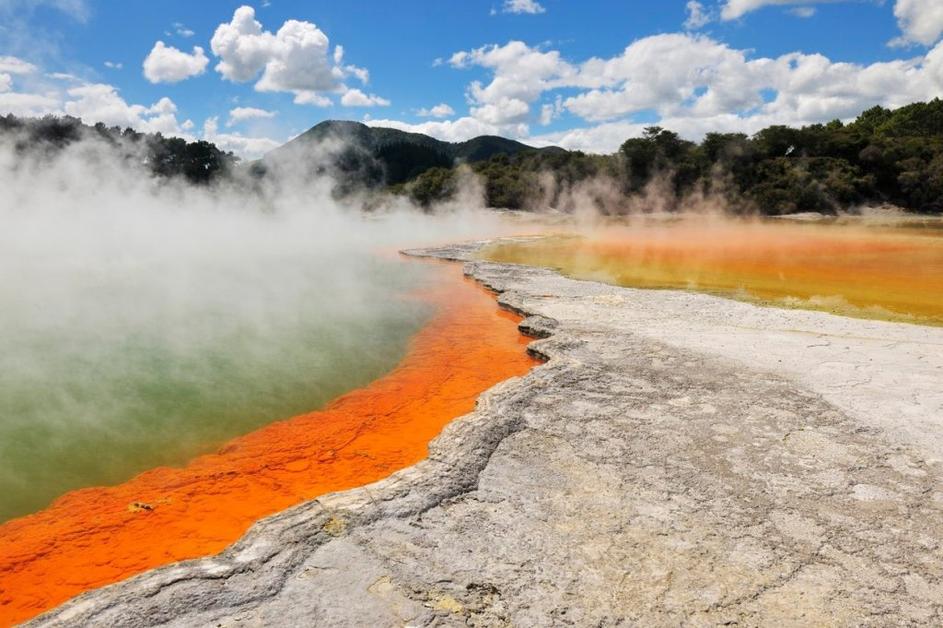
[1,0,943,158]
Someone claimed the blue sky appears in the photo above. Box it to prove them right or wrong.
[1,0,942,156]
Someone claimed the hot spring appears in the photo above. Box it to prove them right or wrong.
[0,219,439,522]
[481,216,943,326]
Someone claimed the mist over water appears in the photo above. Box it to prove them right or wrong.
[0,136,501,522]
[482,214,943,325]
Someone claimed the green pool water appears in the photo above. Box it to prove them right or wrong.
[0,254,433,523]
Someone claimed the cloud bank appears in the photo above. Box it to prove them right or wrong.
[371,31,943,152]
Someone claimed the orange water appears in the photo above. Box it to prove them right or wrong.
[482,218,943,325]
[0,262,537,626]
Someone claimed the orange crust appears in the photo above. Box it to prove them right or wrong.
[0,262,537,626]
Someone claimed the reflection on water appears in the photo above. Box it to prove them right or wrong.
[482,216,943,325]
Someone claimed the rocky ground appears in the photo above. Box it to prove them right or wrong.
[31,241,943,627]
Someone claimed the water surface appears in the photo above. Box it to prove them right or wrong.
[0,254,432,522]
[482,216,943,325]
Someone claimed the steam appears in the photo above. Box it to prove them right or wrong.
[0,130,505,521]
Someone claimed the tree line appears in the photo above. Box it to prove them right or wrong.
[6,98,943,215]
[0,114,237,184]
[395,99,943,215]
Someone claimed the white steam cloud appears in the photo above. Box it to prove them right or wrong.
[0,130,503,519]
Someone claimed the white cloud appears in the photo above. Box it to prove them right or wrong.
[209,5,378,106]
[719,0,943,47]
[293,90,332,106]
[0,58,201,139]
[365,116,526,143]
[0,91,60,117]
[418,103,455,118]
[143,41,209,84]
[46,72,82,82]
[103,60,123,70]
[203,116,281,159]
[173,22,195,38]
[501,0,545,14]
[0,0,88,22]
[339,88,390,107]
[892,0,943,47]
[789,7,817,17]
[371,31,943,153]
[447,40,579,136]
[684,1,711,29]
[539,96,563,125]
[62,83,190,136]
[227,106,276,126]
[529,119,645,153]
[720,0,837,20]
[0,55,37,75]
[210,6,271,82]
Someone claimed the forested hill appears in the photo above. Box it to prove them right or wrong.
[261,120,550,188]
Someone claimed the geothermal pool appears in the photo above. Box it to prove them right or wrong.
[0,256,432,523]
[482,217,943,326]
[0,261,536,625]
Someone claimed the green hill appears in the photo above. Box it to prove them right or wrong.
[263,120,542,187]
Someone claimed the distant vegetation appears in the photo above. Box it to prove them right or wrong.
[6,99,943,214]
[396,99,943,215]
[0,114,237,184]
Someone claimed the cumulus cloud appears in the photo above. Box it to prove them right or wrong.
[0,74,10,92]
[62,84,191,136]
[446,40,579,136]
[684,1,711,29]
[143,42,209,84]
[203,116,280,159]
[227,106,276,126]
[103,60,123,70]
[209,5,379,106]
[340,88,390,107]
[0,91,60,117]
[293,90,332,107]
[891,0,943,47]
[501,0,546,14]
[368,31,943,152]
[418,103,455,118]
[0,55,37,75]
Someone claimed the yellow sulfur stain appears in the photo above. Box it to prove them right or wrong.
[482,217,943,326]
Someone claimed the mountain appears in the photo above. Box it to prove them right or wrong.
[262,120,546,187]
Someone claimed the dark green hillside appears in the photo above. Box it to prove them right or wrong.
[263,121,543,189]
